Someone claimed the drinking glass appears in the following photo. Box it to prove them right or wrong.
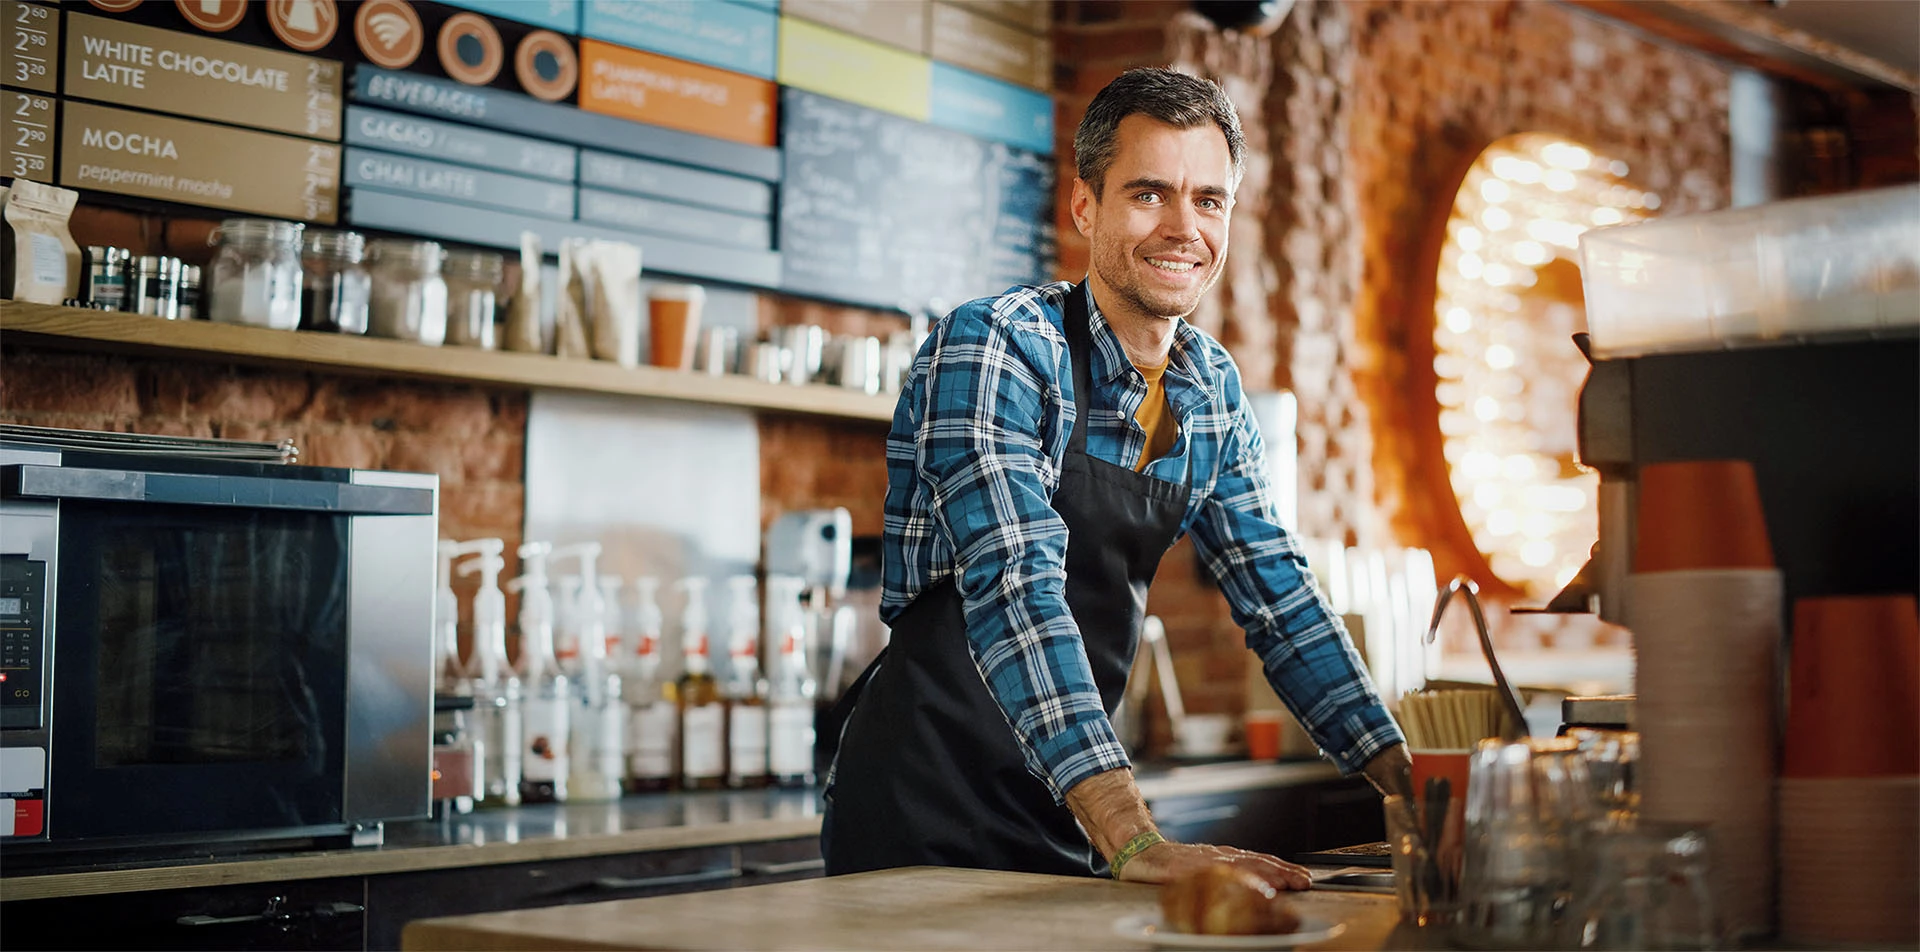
[1575,821,1722,950]
[1453,737,1600,950]
[1384,794,1462,926]
[1568,727,1640,820]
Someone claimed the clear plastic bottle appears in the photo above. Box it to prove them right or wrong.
[509,542,569,804]
[722,575,770,789]
[675,578,725,791]
[553,545,622,803]
[457,541,520,807]
[767,575,818,788]
[624,577,677,793]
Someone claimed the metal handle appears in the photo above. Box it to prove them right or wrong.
[2,465,433,515]
[744,858,826,876]
[590,867,741,891]
[177,899,363,927]
[1154,804,1241,827]
[1424,576,1529,740]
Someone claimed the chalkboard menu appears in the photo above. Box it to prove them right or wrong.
[778,88,1053,314]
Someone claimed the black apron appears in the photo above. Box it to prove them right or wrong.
[822,282,1192,877]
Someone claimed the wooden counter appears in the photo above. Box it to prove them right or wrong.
[400,866,1411,951]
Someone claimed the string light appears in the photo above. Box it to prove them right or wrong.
[1431,133,1656,599]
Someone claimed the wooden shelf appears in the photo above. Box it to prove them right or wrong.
[0,301,896,423]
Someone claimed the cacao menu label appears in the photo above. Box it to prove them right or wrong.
[4,90,57,180]
[64,12,343,141]
[60,101,341,223]
[3,3,60,94]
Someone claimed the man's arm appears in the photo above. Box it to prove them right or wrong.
[1064,767,1313,890]
[914,298,1130,801]
[1185,383,1408,779]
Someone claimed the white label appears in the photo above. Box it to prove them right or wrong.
[770,703,815,777]
[681,703,724,781]
[522,696,570,782]
[0,748,47,794]
[594,700,626,779]
[728,704,768,779]
[629,700,676,780]
[29,232,65,287]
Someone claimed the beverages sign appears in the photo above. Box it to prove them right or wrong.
[60,101,341,223]
[64,12,343,140]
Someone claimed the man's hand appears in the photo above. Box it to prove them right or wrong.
[1115,840,1312,891]
[1063,768,1311,892]
[1361,743,1413,800]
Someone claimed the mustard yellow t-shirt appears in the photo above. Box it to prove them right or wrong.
[1133,358,1178,472]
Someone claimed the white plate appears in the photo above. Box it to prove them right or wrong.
[1111,913,1347,949]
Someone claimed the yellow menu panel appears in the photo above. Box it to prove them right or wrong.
[777,16,930,121]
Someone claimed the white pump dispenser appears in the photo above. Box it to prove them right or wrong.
[624,576,675,792]
[549,543,607,676]
[722,574,769,788]
[675,577,725,789]
[436,540,465,693]
[767,575,818,786]
[598,574,626,659]
[509,541,569,802]
[455,539,517,806]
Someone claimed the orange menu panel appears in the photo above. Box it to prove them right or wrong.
[578,39,775,148]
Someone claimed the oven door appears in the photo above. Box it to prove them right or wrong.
[11,463,435,842]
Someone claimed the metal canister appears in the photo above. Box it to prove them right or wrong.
[177,265,202,320]
[84,246,123,311]
[133,255,178,319]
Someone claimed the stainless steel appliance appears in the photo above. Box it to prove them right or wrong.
[0,439,438,851]
[1541,336,1918,621]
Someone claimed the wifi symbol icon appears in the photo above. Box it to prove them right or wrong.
[355,0,423,70]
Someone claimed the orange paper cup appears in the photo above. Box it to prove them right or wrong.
[1410,749,1472,802]
[1634,460,1775,573]
[648,284,706,370]
[1244,712,1283,760]
[1784,594,1920,778]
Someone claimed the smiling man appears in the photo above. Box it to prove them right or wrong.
[822,68,1410,888]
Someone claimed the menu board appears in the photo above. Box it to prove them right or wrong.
[578,39,776,148]
[60,101,340,223]
[4,90,56,181]
[3,3,59,94]
[778,88,1053,313]
[63,12,342,141]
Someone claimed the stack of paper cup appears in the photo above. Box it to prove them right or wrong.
[1777,595,1920,945]
[1623,460,1780,940]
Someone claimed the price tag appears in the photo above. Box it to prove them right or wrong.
[3,91,56,181]
[3,3,59,94]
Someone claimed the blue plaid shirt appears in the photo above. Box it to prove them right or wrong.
[881,282,1403,803]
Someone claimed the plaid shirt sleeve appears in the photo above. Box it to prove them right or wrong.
[1185,373,1405,775]
[913,299,1130,803]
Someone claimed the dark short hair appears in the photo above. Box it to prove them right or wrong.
[1073,67,1246,197]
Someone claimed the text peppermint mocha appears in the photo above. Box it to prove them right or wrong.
[79,36,289,91]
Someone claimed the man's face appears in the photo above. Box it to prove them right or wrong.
[1071,114,1234,324]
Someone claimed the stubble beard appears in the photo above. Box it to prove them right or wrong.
[1092,241,1223,324]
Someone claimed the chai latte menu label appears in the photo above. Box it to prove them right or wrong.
[64,12,343,140]
[60,101,341,223]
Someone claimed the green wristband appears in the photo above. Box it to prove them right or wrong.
[1109,830,1166,879]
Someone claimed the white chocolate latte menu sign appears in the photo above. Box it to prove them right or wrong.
[63,12,342,140]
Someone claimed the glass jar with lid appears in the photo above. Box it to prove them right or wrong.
[368,239,448,345]
[443,248,504,350]
[301,230,372,334]
[208,218,304,330]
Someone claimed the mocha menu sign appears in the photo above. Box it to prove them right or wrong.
[64,12,342,140]
[60,101,341,223]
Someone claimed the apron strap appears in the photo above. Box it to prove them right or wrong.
[1065,282,1095,458]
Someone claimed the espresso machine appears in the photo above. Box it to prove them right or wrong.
[1540,334,1918,624]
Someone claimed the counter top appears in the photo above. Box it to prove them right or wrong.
[1,787,823,902]
[0,758,1350,903]
[399,866,1412,951]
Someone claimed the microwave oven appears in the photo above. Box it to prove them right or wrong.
[0,442,438,851]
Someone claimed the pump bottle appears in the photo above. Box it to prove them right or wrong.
[509,542,570,803]
[456,540,521,807]
[766,575,818,787]
[675,577,725,791]
[624,577,676,793]
[722,575,770,788]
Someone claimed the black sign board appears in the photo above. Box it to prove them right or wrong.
[777,88,1053,315]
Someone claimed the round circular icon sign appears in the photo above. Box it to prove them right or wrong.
[86,0,144,12]
[355,0,423,71]
[515,30,578,102]
[175,0,247,32]
[438,12,503,86]
[269,0,339,52]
